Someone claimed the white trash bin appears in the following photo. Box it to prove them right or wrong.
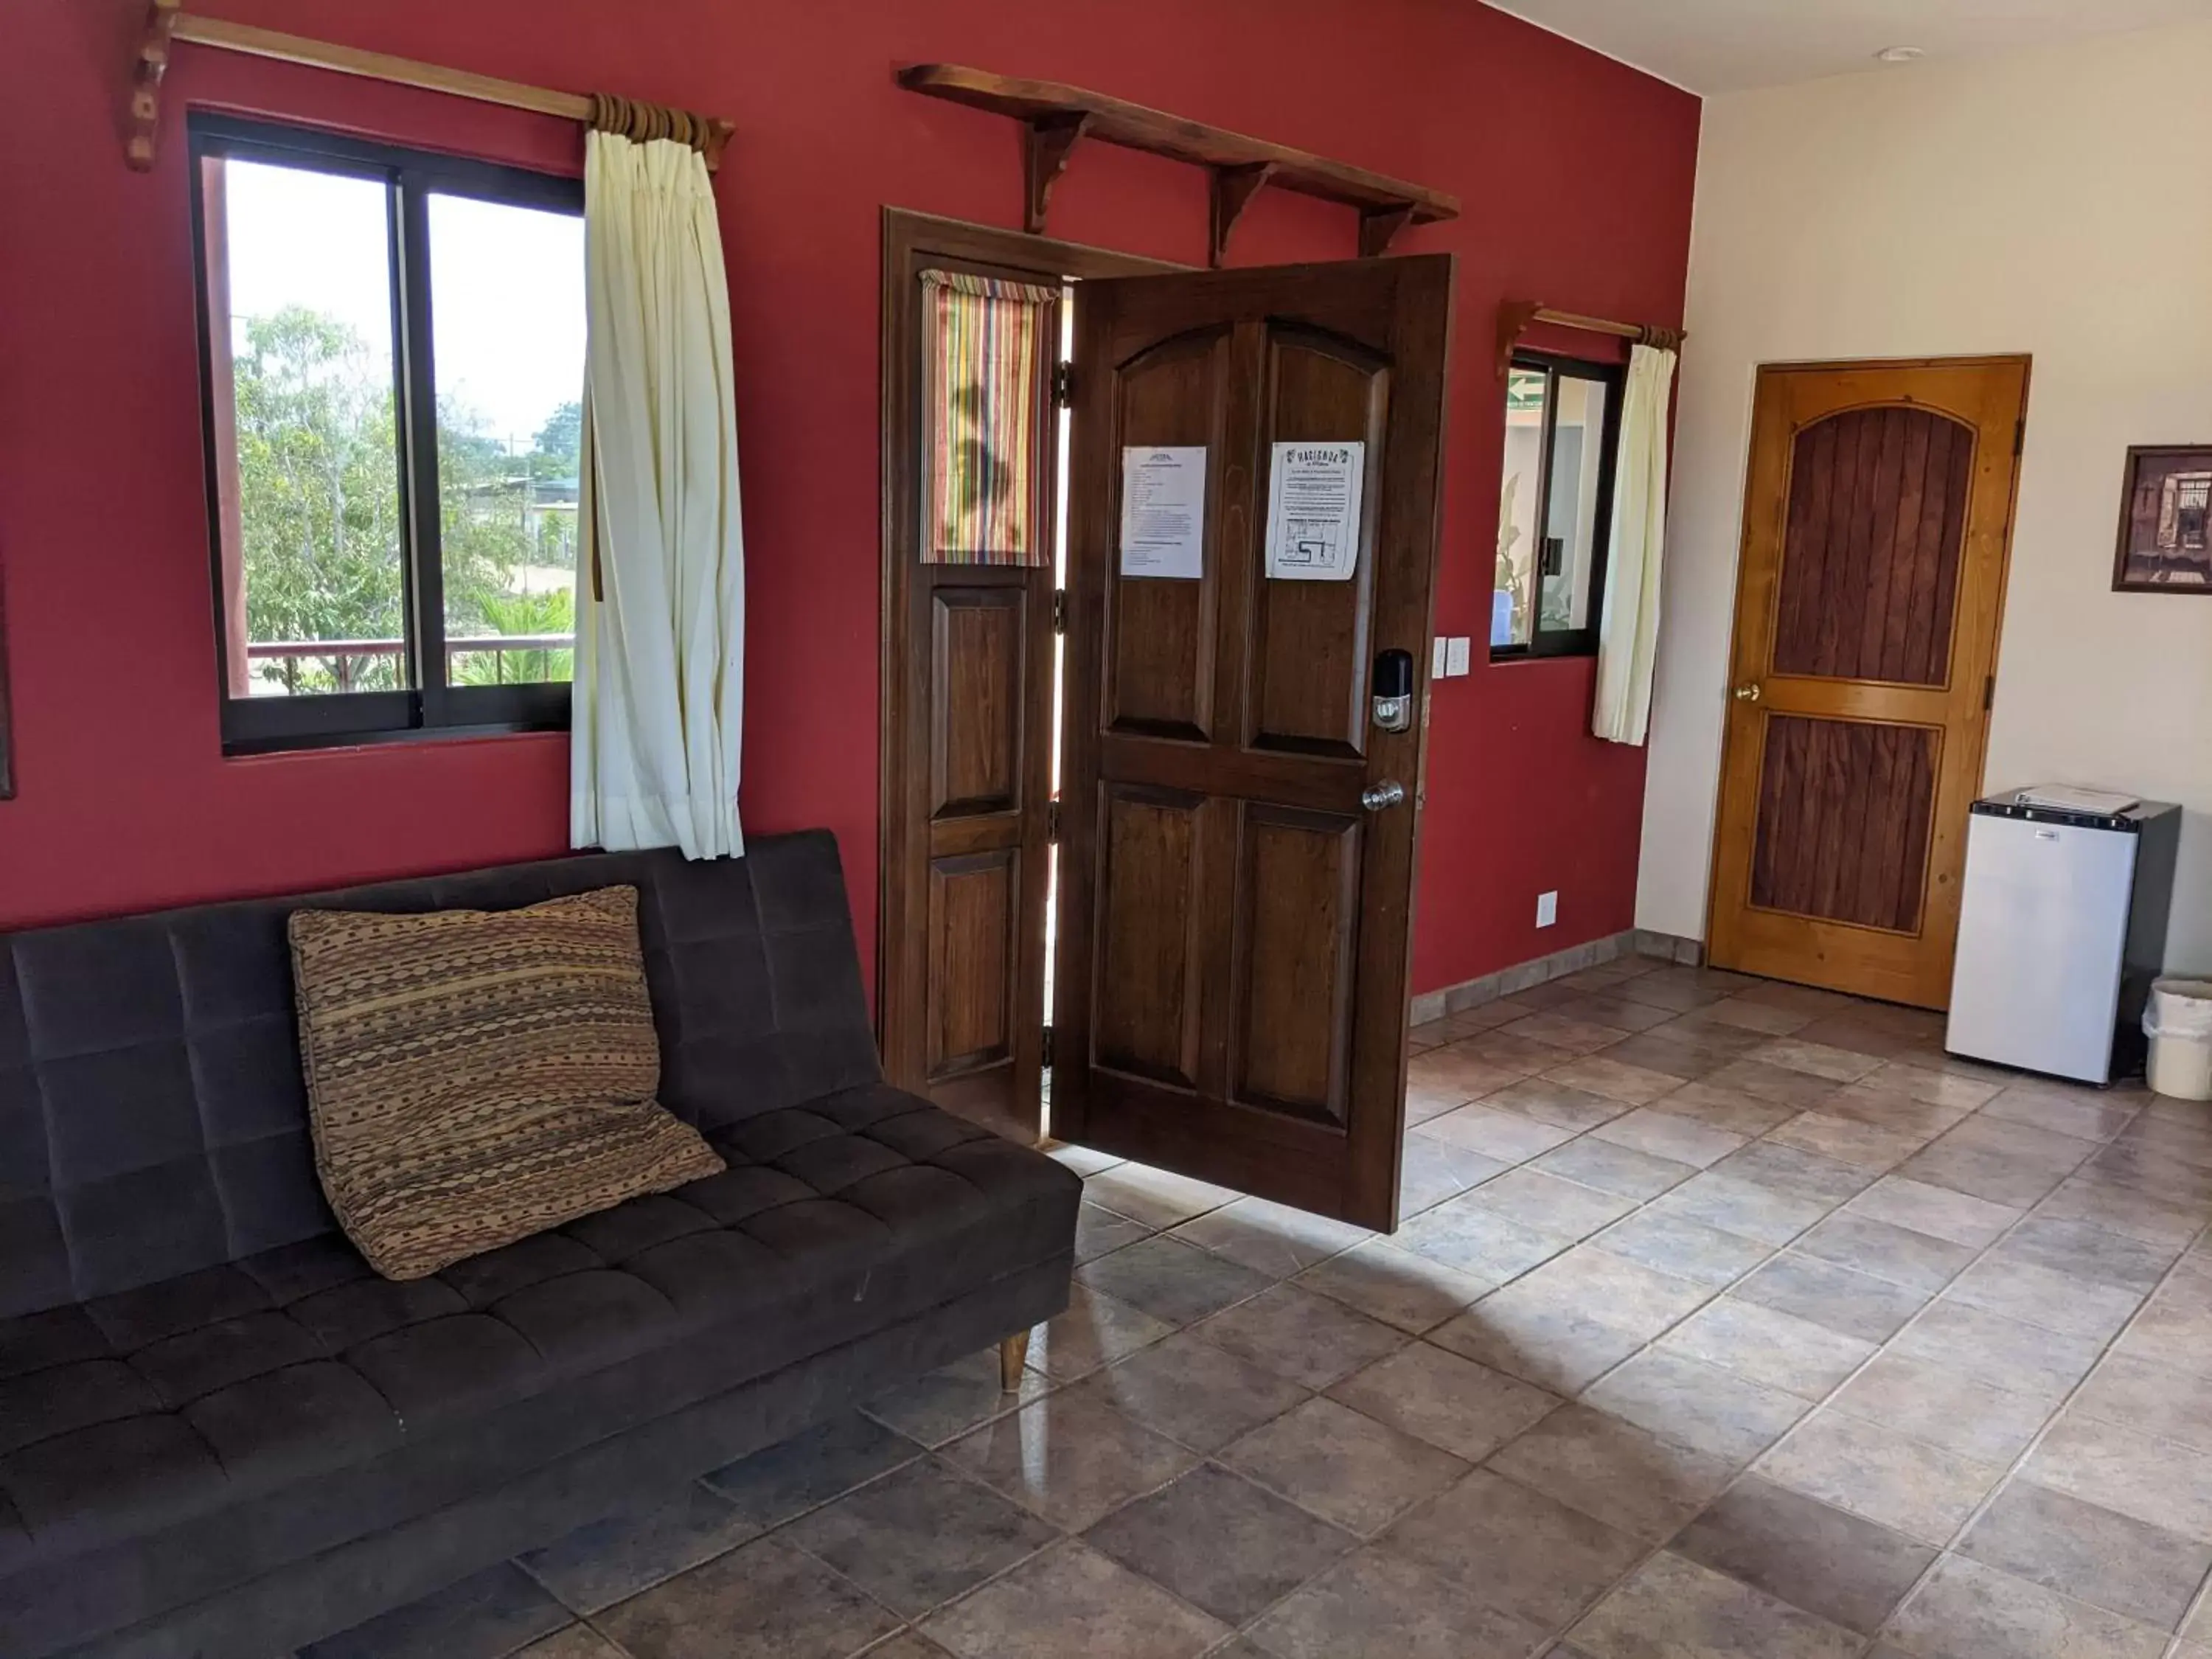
[2144,979,2212,1102]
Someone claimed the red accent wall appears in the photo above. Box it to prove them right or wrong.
[0,0,1697,1000]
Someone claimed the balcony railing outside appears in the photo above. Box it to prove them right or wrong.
[244,635,573,694]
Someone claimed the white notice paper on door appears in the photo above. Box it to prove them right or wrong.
[1265,442,1366,581]
[1119,446,1208,580]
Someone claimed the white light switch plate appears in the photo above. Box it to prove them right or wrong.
[1446,636,1472,676]
[1536,891,1559,928]
[1432,637,1450,680]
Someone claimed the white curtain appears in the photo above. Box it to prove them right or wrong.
[1591,343,1677,745]
[571,131,745,858]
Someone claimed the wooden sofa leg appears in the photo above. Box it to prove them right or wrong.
[998,1329,1032,1391]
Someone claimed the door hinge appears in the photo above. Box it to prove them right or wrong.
[1051,360,1074,408]
[1052,588,1068,634]
[1041,1023,1054,1068]
[1046,799,1062,843]
[1983,673,1995,712]
[2014,417,2025,458]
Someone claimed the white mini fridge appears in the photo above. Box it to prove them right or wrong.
[1946,788,2181,1085]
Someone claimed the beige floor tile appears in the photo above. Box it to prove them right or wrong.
[1083,1163,1243,1231]
[1429,1281,1652,1394]
[1394,1189,1577,1281]
[2032,1176,2205,1250]
[1756,1410,2004,1545]
[597,1537,900,1659]
[940,1388,1197,1531]
[1593,1208,1774,1288]
[1487,1403,1735,1543]
[1765,1111,1931,1171]
[1590,1106,1748,1169]
[1882,1554,2167,1659]
[1221,1397,1468,1535]
[2025,1413,2212,1544]
[1189,1282,1406,1390]
[1753,1039,1887,1084]
[1828,1352,2056,1465]
[1488,1074,1638,1131]
[1793,1211,1977,1294]
[1246,1545,1549,1659]
[1293,1237,1495,1334]
[1646,1170,1834,1245]
[1960,1478,2212,1632]
[1658,1296,1877,1400]
[1570,1551,1863,1659]
[922,1540,1228,1659]
[1845,1175,2023,1249]
[1062,1330,1307,1454]
[1464,1167,1639,1240]
[1383,1467,1646,1629]
[1891,1300,2105,1404]
[1582,1346,1809,1465]
[1541,1054,1685,1106]
[1656,1079,1802,1135]
[1024,1284,1178,1381]
[1674,1476,1936,1635]
[1944,1256,2144,1343]
[1326,1341,1559,1461]
[1422,1102,1581,1162]
[1168,1196,1371,1281]
[1498,1011,1628,1057]
[2070,1353,2212,1455]
[1513,1245,1715,1337]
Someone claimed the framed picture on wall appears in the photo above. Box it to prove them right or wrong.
[2114,445,2212,593]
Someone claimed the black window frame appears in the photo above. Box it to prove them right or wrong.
[1492,349,1626,662]
[188,114,584,755]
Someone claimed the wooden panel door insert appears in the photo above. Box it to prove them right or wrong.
[1056,255,1454,1229]
[877,210,1175,1141]
[1708,357,2029,1008]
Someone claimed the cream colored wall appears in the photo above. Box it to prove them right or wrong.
[1641,19,2212,973]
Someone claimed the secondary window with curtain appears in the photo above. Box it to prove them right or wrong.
[189,115,585,753]
[1494,351,1624,659]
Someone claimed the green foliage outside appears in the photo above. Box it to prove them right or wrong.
[230,305,580,692]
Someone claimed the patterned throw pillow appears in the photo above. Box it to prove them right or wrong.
[288,885,724,1281]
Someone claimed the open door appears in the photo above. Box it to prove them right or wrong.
[1053,255,1454,1231]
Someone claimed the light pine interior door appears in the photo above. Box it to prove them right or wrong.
[1054,255,1453,1229]
[1708,357,2030,1008]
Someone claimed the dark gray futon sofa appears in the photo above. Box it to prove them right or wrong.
[0,831,1079,1658]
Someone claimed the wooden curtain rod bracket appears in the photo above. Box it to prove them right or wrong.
[126,0,184,171]
[1022,112,1092,235]
[125,7,732,173]
[1497,299,1685,376]
[1208,162,1276,268]
[898,63,1457,260]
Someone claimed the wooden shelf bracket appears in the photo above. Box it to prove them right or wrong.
[1208,162,1276,268]
[1022,111,1093,236]
[899,63,1458,261]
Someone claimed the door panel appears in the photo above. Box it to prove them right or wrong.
[927,850,1017,1073]
[929,589,1026,818]
[1094,786,1206,1087]
[1058,254,1454,1229]
[1708,358,2028,1009]
[1248,330,1388,757]
[1107,330,1231,741]
[1232,805,1360,1125]
[1748,715,1940,933]
[1773,408,1973,686]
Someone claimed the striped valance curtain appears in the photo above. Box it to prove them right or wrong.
[921,269,1060,566]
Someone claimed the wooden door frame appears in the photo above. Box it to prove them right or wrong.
[877,209,1180,1130]
[1703,352,2031,1005]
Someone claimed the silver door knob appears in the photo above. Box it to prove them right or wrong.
[1361,780,1407,811]
[1733,683,1762,703]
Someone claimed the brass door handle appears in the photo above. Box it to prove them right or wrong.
[1733,683,1762,703]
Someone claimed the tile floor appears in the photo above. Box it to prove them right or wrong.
[302,956,2212,1659]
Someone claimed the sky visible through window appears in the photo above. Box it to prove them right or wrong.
[223,159,585,451]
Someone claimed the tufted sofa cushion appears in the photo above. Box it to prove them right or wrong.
[0,1083,1075,1601]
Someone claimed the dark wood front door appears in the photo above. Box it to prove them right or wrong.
[1708,357,2030,1009]
[1054,256,1454,1230]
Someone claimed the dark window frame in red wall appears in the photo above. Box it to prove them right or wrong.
[1494,348,1625,663]
[188,113,583,755]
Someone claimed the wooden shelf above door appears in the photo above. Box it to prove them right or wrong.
[896,63,1459,265]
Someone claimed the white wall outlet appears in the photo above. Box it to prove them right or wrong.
[1446,636,1472,676]
[1536,890,1559,928]
[1433,636,1450,680]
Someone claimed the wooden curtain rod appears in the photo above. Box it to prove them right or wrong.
[1495,299,1685,378]
[127,1,733,172]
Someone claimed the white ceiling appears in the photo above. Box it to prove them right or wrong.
[1485,0,2212,92]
